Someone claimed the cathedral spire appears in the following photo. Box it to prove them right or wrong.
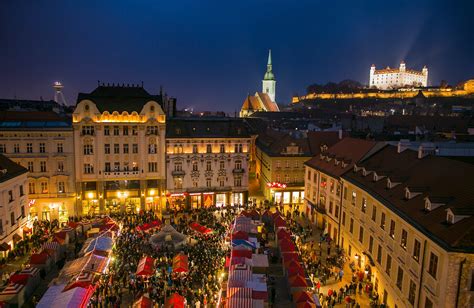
[263,49,275,81]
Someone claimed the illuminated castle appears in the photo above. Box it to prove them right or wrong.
[370,61,428,89]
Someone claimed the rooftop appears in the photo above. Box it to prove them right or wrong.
[0,111,71,129]
[166,117,252,139]
[0,155,28,184]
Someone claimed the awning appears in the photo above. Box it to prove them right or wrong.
[36,284,94,308]
[279,238,296,252]
[136,256,155,276]
[363,251,376,266]
[289,275,308,288]
[172,254,188,273]
[9,274,30,285]
[251,254,269,268]
[0,283,25,295]
[133,295,153,308]
[30,252,50,265]
[63,272,94,291]
[273,216,287,228]
[165,293,185,308]
[189,222,213,234]
[231,249,252,259]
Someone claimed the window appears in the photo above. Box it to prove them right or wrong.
[10,212,15,226]
[330,180,334,193]
[369,236,374,254]
[132,126,138,135]
[351,191,356,205]
[27,161,34,172]
[41,182,48,193]
[206,161,212,171]
[84,164,94,174]
[147,126,158,135]
[81,125,94,135]
[371,205,377,221]
[148,162,158,172]
[28,182,35,194]
[174,162,182,172]
[122,143,129,154]
[349,218,354,234]
[234,144,243,153]
[105,162,111,172]
[192,161,198,171]
[206,178,211,187]
[401,229,408,249]
[14,144,19,153]
[58,181,65,193]
[343,187,347,199]
[386,254,392,276]
[206,144,212,153]
[235,160,242,170]
[192,145,198,153]
[57,161,64,172]
[428,252,438,279]
[342,211,346,226]
[377,245,382,264]
[219,178,225,187]
[285,160,290,168]
[148,144,157,154]
[39,143,46,153]
[27,143,33,153]
[20,206,25,218]
[328,201,333,215]
[413,239,421,262]
[8,190,13,202]
[0,144,5,153]
[113,162,120,171]
[19,185,24,196]
[408,280,416,305]
[359,226,364,243]
[104,144,110,154]
[114,144,120,154]
[133,144,138,154]
[174,177,183,189]
[336,183,341,195]
[220,144,225,153]
[425,298,433,308]
[380,212,386,230]
[104,126,110,135]
[113,126,120,135]
[84,144,93,155]
[219,160,225,170]
[234,177,242,187]
[335,205,339,218]
[396,266,404,290]
[57,143,63,153]
[123,126,129,135]
[361,198,367,213]
[389,220,396,239]
[307,170,311,181]
[40,161,47,172]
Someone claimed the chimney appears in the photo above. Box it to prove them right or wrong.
[397,139,410,153]
[338,129,343,140]
[418,142,436,159]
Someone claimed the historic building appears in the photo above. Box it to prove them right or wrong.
[370,61,428,89]
[339,144,474,308]
[304,137,381,232]
[73,84,167,215]
[0,111,75,223]
[256,130,343,209]
[240,50,279,117]
[165,118,251,209]
[0,155,29,255]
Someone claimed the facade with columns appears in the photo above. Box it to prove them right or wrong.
[165,118,251,209]
[370,61,428,89]
[73,85,167,215]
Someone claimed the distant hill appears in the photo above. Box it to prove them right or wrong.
[306,79,364,94]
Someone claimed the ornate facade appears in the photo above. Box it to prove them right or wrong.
[370,61,428,89]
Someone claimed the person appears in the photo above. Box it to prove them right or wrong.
[339,269,344,282]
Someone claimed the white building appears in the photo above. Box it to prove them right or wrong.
[165,118,251,209]
[73,84,167,215]
[0,111,75,223]
[370,61,428,90]
[0,155,29,256]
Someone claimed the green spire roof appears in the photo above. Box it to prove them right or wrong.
[263,49,275,80]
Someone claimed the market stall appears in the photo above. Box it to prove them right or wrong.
[136,256,156,277]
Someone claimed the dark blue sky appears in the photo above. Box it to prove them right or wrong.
[1,0,473,112]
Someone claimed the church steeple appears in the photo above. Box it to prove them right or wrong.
[262,49,276,102]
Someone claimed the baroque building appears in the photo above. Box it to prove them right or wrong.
[165,118,251,209]
[73,84,167,215]
[370,61,428,89]
[0,111,75,223]
[0,155,29,256]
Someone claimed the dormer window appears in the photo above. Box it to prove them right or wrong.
[445,208,473,225]
[405,188,411,200]
[446,212,454,224]
[362,168,372,176]
[424,198,432,211]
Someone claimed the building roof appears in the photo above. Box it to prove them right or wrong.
[0,111,71,129]
[257,129,342,157]
[305,137,380,177]
[0,155,27,184]
[344,145,474,252]
[166,117,252,139]
[76,85,165,113]
[241,92,279,113]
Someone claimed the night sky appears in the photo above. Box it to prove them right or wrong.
[1,0,473,112]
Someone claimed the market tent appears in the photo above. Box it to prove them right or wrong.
[231,240,256,249]
[36,284,94,308]
[80,237,113,256]
[0,283,26,307]
[289,275,308,288]
[283,254,300,267]
[136,256,155,276]
[137,220,162,232]
[279,238,296,253]
[248,209,260,220]
[293,291,315,303]
[172,254,188,273]
[165,293,185,308]
[63,272,94,291]
[30,252,50,266]
[231,249,252,259]
[53,231,69,245]
[273,216,287,228]
[150,224,187,250]
[277,228,292,240]
[231,230,249,241]
[287,264,306,277]
[250,254,269,268]
[189,222,213,234]
[296,301,317,308]
[133,295,153,308]
[18,267,40,297]
[9,274,29,285]
[227,287,253,308]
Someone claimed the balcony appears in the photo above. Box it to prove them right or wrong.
[232,168,245,174]
[171,170,185,176]
[103,170,140,178]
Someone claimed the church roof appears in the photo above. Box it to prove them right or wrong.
[256,92,279,111]
[241,93,279,113]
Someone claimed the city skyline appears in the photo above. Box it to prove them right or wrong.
[1,0,473,112]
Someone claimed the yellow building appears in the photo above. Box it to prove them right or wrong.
[73,84,167,215]
[339,144,474,308]
[0,111,75,223]
[256,130,342,209]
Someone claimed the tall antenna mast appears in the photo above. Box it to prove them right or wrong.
[53,81,67,105]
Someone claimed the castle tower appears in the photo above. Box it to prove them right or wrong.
[399,61,406,72]
[369,64,376,87]
[262,49,276,103]
[422,65,428,87]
